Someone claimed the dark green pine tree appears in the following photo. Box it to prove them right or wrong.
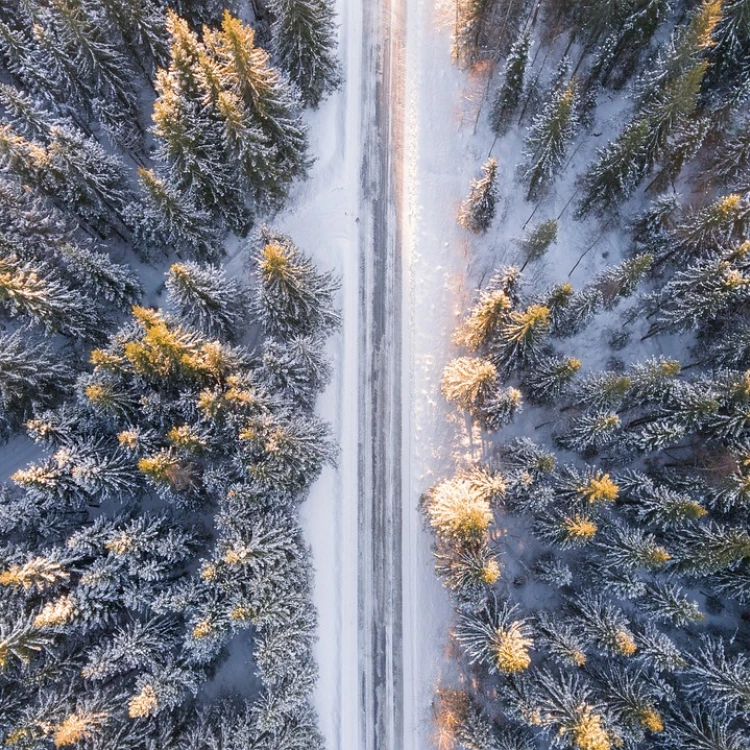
[489,30,531,136]
[517,219,558,270]
[520,78,579,200]
[0,331,72,435]
[267,0,340,108]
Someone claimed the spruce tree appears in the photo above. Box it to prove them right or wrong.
[520,78,579,200]
[0,254,99,339]
[456,597,533,675]
[0,332,72,434]
[490,31,531,135]
[252,228,340,340]
[459,158,498,233]
[266,0,340,108]
[524,355,581,404]
[166,261,248,340]
[132,167,223,261]
[441,357,497,411]
[517,219,558,270]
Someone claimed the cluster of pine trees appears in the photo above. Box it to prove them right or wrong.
[432,1,750,749]
[1,0,339,747]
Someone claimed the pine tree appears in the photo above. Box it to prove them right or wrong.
[456,597,534,674]
[531,669,614,750]
[434,540,500,601]
[454,283,513,352]
[588,0,669,88]
[662,705,748,750]
[454,0,491,68]
[570,593,638,657]
[0,254,99,339]
[524,355,581,403]
[266,0,340,108]
[441,357,497,411]
[685,637,750,713]
[0,331,72,434]
[166,261,248,340]
[640,581,704,626]
[594,253,652,308]
[492,304,551,372]
[252,229,340,340]
[459,158,498,233]
[58,244,142,309]
[91,0,168,76]
[677,522,750,576]
[520,78,579,200]
[711,115,750,186]
[477,386,523,431]
[572,371,632,411]
[534,613,588,667]
[132,167,223,260]
[262,334,332,410]
[517,219,558,269]
[595,665,665,740]
[425,475,495,542]
[490,31,531,135]
[206,10,310,182]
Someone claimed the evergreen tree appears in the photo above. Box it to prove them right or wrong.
[205,10,310,184]
[456,597,534,675]
[0,331,72,434]
[531,669,615,750]
[266,0,340,108]
[477,386,523,431]
[570,592,638,657]
[425,474,498,543]
[262,334,332,410]
[0,254,99,339]
[520,78,579,200]
[252,228,340,340]
[58,244,142,309]
[490,31,531,135]
[524,355,581,404]
[441,357,498,411]
[454,280,512,352]
[517,219,558,269]
[132,167,223,261]
[459,158,498,233]
[491,304,551,372]
[685,637,750,713]
[677,522,750,576]
[166,261,248,340]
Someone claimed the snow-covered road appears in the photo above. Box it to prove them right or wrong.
[289,0,474,747]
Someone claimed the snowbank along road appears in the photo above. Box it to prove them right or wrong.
[358,0,408,747]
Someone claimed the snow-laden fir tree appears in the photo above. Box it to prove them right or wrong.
[252,228,340,340]
[456,597,534,675]
[132,167,223,261]
[520,77,579,200]
[492,303,551,373]
[490,30,531,136]
[0,331,72,436]
[266,0,340,108]
[524,355,581,404]
[166,261,248,340]
[441,356,497,411]
[459,158,498,234]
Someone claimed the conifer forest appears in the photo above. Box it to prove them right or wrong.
[0,0,749,749]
